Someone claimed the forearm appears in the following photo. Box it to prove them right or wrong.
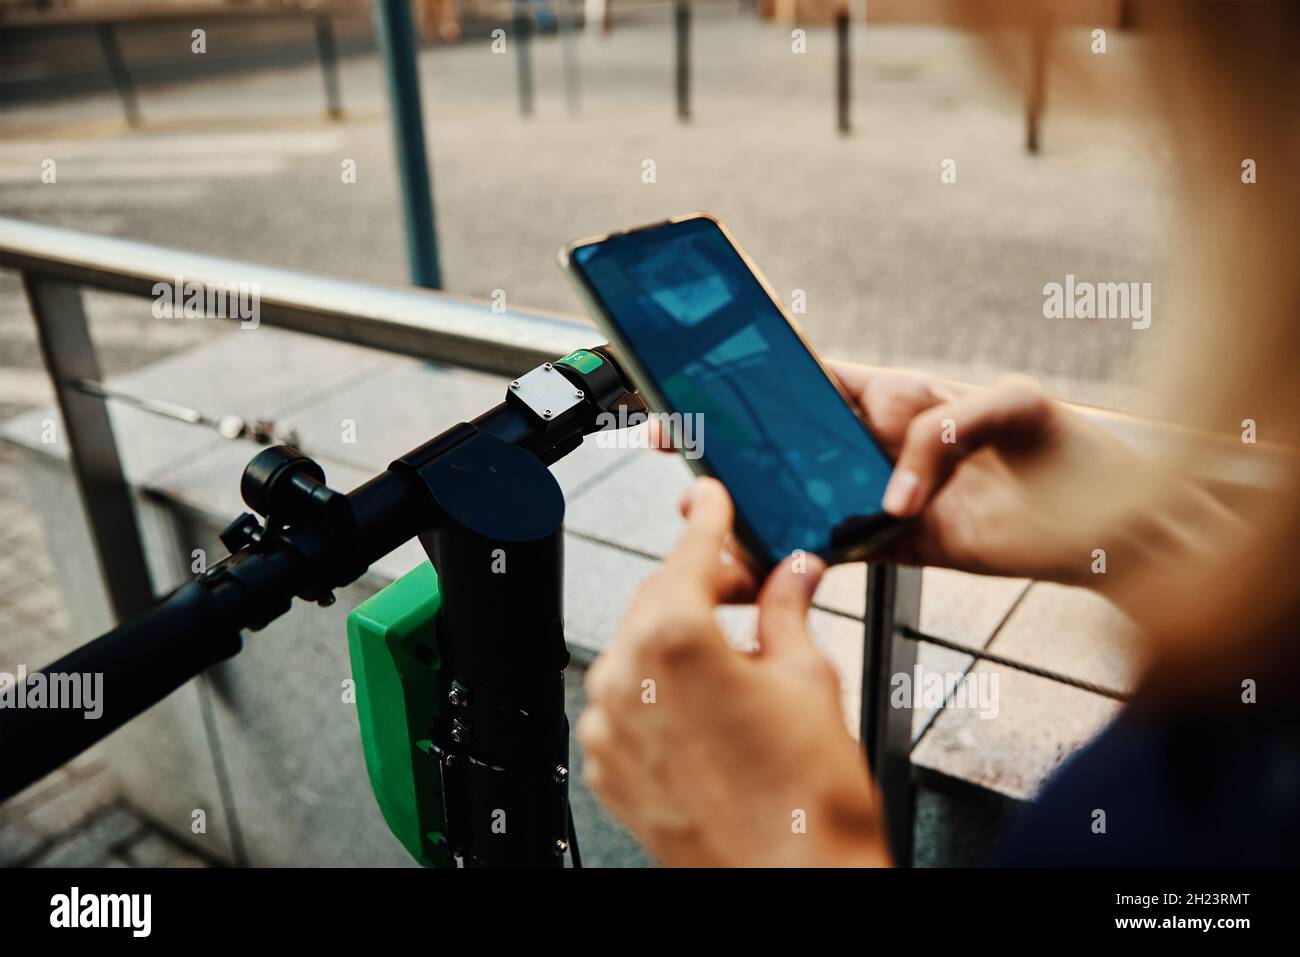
[1081,476,1248,622]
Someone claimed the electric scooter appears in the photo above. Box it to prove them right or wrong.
[0,345,646,868]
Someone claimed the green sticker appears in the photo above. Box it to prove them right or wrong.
[557,349,604,374]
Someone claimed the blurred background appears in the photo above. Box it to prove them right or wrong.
[2,0,1170,418]
[0,0,1169,866]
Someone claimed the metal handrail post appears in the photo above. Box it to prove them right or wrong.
[862,563,922,866]
[22,276,156,622]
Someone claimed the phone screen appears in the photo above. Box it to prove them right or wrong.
[569,216,897,568]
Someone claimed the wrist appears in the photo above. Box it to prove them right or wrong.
[1069,477,1244,619]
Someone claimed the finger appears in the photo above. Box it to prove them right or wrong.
[824,359,877,403]
[677,488,760,602]
[710,536,761,603]
[863,376,944,456]
[583,653,617,703]
[755,553,826,657]
[646,415,678,453]
[881,376,1057,518]
[826,361,957,403]
[576,693,643,762]
[663,477,736,588]
[576,706,612,758]
[827,362,952,457]
[577,710,637,815]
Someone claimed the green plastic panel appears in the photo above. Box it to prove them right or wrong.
[346,561,453,867]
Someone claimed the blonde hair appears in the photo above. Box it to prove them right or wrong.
[956,1,1300,702]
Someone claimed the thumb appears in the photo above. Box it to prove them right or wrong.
[755,552,825,657]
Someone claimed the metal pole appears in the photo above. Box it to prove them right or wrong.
[95,22,142,129]
[374,0,442,289]
[23,276,156,622]
[559,0,581,115]
[514,3,535,117]
[836,10,850,135]
[315,15,344,120]
[675,0,691,123]
[861,564,921,866]
[1026,24,1047,154]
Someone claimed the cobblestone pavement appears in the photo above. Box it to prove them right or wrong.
[0,13,1170,864]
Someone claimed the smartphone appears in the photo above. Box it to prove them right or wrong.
[560,213,903,572]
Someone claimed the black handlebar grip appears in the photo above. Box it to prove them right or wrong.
[0,580,243,801]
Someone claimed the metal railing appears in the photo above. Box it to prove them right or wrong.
[0,216,595,622]
[1,1,366,126]
[0,214,1284,865]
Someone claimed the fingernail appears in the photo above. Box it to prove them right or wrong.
[800,556,826,595]
[680,476,708,511]
[787,551,825,595]
[882,468,919,516]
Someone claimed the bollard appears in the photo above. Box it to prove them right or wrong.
[675,0,691,123]
[1026,25,1047,154]
[95,22,142,129]
[836,10,850,136]
[315,15,344,120]
[559,0,581,114]
[515,4,535,117]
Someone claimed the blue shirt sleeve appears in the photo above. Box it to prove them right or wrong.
[995,709,1300,866]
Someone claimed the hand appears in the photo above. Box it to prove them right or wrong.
[647,363,1135,586]
[824,363,1247,615]
[578,477,889,867]
[650,361,1235,612]
[827,362,1134,585]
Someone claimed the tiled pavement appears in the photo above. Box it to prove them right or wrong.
[0,445,212,868]
[0,752,213,868]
